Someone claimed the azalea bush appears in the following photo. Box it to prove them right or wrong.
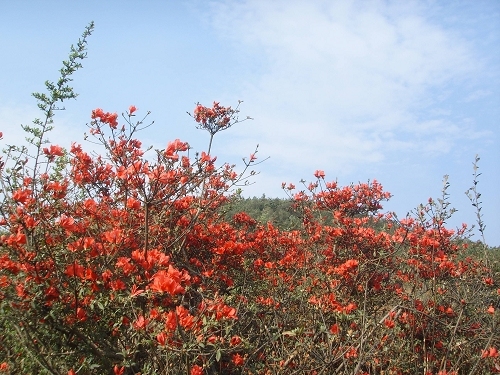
[0,23,499,375]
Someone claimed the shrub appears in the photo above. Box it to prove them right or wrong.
[0,23,498,375]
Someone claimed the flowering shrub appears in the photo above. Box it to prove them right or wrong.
[0,23,498,374]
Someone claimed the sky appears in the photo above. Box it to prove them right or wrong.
[1,0,499,245]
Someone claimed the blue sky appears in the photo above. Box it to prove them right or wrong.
[1,0,499,245]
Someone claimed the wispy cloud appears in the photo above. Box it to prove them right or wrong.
[207,0,484,176]
[462,89,492,103]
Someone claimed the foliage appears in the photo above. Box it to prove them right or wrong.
[0,24,499,375]
[223,196,302,230]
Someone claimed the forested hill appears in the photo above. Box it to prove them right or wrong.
[223,196,302,230]
[222,196,500,271]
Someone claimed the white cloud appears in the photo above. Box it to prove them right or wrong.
[0,105,36,147]
[207,0,482,174]
[462,89,492,103]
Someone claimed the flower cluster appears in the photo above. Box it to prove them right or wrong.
[193,101,242,135]
[91,107,118,129]
[1,102,498,375]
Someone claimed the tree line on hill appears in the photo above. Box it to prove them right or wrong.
[223,195,500,270]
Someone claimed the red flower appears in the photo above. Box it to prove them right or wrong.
[43,144,64,159]
[484,277,494,285]
[165,311,177,331]
[113,365,125,375]
[230,335,242,346]
[12,188,32,205]
[329,323,340,335]
[191,365,203,375]
[150,267,186,295]
[164,139,188,160]
[129,105,137,115]
[103,228,123,244]
[91,108,104,119]
[207,335,217,344]
[176,305,195,330]
[65,262,85,279]
[110,279,126,291]
[133,315,148,330]
[218,305,237,320]
[314,170,325,179]
[384,319,395,329]
[91,108,118,128]
[232,353,245,366]
[490,347,499,357]
[157,332,167,346]
[58,214,77,232]
[344,347,358,358]
[192,101,242,135]
[130,284,144,298]
[483,347,499,358]
[76,307,87,322]
[344,302,357,314]
[126,197,141,209]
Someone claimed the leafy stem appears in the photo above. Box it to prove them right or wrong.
[24,21,94,193]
